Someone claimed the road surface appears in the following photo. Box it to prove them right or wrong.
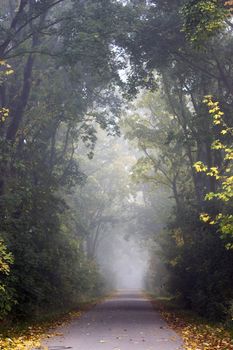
[43,291,183,350]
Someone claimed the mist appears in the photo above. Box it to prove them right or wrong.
[76,128,169,294]
[97,225,149,290]
[1,1,233,339]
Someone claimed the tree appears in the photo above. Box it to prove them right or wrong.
[181,0,230,45]
[123,90,192,214]
[194,96,233,247]
[0,239,14,319]
[0,0,129,318]
[123,86,233,319]
[69,129,136,259]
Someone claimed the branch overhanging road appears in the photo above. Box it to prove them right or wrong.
[42,291,183,350]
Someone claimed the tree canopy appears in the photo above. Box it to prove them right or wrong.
[0,0,233,326]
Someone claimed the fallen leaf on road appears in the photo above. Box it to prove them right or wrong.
[99,339,108,343]
[0,309,83,350]
[150,299,233,350]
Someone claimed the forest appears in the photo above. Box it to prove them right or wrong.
[0,1,233,349]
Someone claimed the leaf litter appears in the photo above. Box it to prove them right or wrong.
[150,298,233,350]
[0,310,82,350]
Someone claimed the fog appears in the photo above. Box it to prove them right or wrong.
[97,225,149,290]
[2,0,233,329]
[76,128,170,293]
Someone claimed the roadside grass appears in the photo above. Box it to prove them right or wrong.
[147,294,233,350]
[0,295,106,350]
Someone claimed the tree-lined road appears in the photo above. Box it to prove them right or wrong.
[43,291,183,350]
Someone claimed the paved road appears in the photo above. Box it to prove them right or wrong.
[43,291,183,350]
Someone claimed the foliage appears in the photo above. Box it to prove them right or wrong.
[0,60,15,319]
[1,0,233,330]
[124,88,233,320]
[0,138,103,317]
[194,96,233,247]
[181,0,229,45]
[0,239,14,319]
[121,0,233,321]
[0,0,127,320]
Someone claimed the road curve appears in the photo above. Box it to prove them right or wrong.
[43,290,183,350]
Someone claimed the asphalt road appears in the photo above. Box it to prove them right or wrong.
[43,291,183,350]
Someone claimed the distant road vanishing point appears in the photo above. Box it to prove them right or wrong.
[43,291,183,350]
